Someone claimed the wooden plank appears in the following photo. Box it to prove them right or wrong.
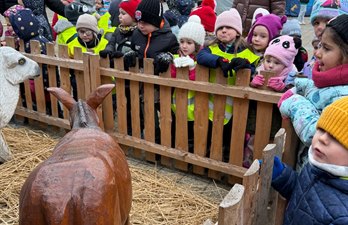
[218,183,245,225]
[115,58,128,135]
[208,69,226,180]
[242,160,260,225]
[100,57,115,132]
[193,65,209,175]
[253,102,273,159]
[258,71,276,90]
[73,48,85,100]
[254,143,277,224]
[160,69,173,167]
[46,43,59,117]
[281,119,298,167]
[30,41,46,114]
[174,67,189,171]
[143,59,156,162]
[58,45,71,120]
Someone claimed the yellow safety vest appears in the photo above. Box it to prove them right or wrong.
[67,36,108,57]
[208,44,260,124]
[171,55,196,121]
[56,15,78,45]
[94,12,116,38]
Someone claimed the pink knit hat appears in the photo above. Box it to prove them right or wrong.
[247,14,287,44]
[265,35,299,67]
[214,8,242,35]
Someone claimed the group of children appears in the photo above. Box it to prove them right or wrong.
[2,0,348,222]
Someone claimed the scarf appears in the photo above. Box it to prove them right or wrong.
[118,25,137,34]
[77,33,102,49]
[312,61,348,88]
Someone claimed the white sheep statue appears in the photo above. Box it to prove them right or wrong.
[0,46,40,163]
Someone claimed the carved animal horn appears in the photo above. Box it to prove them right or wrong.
[86,84,115,110]
[47,87,76,110]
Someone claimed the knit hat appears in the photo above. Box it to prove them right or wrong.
[265,35,299,68]
[189,0,216,33]
[247,13,287,43]
[76,13,100,34]
[119,0,140,20]
[251,8,270,25]
[64,2,90,25]
[3,5,25,18]
[317,96,348,150]
[178,15,205,46]
[9,8,41,41]
[281,19,302,37]
[214,8,242,35]
[135,0,164,28]
[326,14,348,45]
[310,0,345,25]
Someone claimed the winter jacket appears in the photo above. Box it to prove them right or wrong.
[22,0,66,41]
[232,0,285,35]
[102,25,136,54]
[279,78,348,146]
[130,20,179,66]
[272,163,348,225]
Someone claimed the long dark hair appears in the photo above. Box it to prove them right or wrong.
[323,26,348,63]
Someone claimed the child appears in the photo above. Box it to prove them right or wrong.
[251,35,300,92]
[281,19,308,72]
[278,14,348,169]
[2,4,25,48]
[302,37,320,78]
[99,0,140,59]
[297,0,309,25]
[196,8,258,161]
[272,96,348,225]
[247,13,287,57]
[170,15,206,150]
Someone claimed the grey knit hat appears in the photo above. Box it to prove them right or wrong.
[76,14,99,34]
[326,14,348,45]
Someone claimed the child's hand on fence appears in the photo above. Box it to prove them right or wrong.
[272,156,285,180]
[217,57,231,77]
[277,88,295,108]
[267,77,286,92]
[153,52,174,75]
[230,57,251,71]
[173,56,195,69]
[123,50,137,69]
[99,50,111,58]
[110,51,124,59]
[250,74,265,87]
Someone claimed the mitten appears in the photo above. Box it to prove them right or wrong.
[217,57,231,77]
[173,56,195,68]
[250,74,265,88]
[153,52,173,75]
[267,77,286,92]
[110,51,124,59]
[230,57,251,71]
[123,50,137,69]
[277,88,295,108]
[272,156,285,180]
[99,49,111,58]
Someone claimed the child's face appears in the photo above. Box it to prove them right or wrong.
[77,28,94,42]
[312,128,348,166]
[137,21,157,35]
[216,26,238,45]
[251,25,269,52]
[119,8,134,26]
[5,17,13,33]
[95,0,104,10]
[312,40,320,56]
[263,55,285,75]
[313,17,330,39]
[315,31,348,71]
[179,38,196,56]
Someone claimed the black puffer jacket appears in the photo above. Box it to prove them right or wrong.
[232,0,285,35]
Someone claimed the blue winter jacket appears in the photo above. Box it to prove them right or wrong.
[279,78,348,146]
[272,164,348,225]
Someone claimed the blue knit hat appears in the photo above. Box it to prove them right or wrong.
[281,19,302,37]
[310,0,348,25]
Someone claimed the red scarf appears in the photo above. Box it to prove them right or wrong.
[312,62,348,88]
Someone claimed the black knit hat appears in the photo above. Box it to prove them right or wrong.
[135,0,164,28]
[326,14,348,45]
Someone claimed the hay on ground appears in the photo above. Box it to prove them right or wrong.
[0,126,227,225]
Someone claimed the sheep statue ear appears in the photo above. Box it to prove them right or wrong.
[293,36,302,49]
[280,15,287,25]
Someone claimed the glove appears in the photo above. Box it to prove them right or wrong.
[250,74,265,88]
[153,52,173,75]
[217,57,231,77]
[230,57,251,71]
[123,50,137,70]
[272,156,284,180]
[99,49,111,58]
[173,56,195,68]
[110,51,124,59]
[277,88,295,108]
[267,77,286,92]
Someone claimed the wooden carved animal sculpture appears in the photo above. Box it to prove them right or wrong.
[0,46,40,163]
[19,84,132,225]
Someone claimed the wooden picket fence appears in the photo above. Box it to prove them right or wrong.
[6,38,301,224]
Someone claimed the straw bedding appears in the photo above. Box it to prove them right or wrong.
[0,126,228,225]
